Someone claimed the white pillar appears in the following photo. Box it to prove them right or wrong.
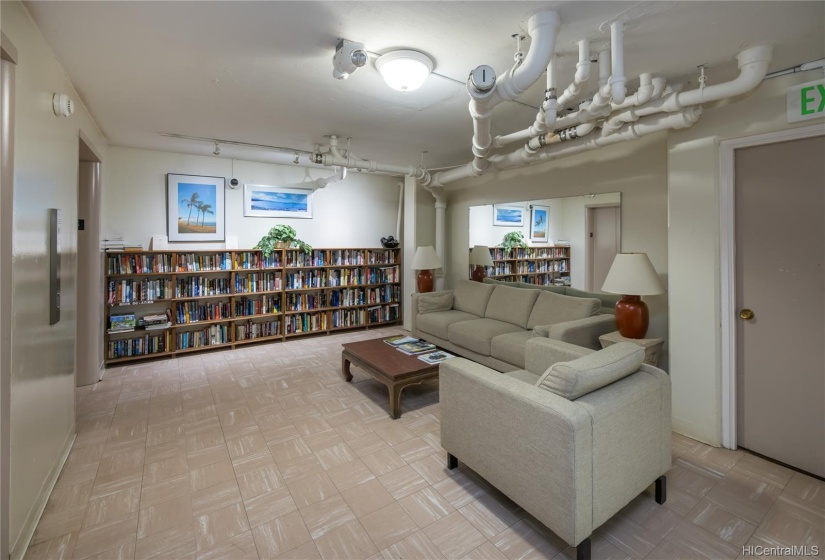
[434,196,447,291]
[402,176,418,330]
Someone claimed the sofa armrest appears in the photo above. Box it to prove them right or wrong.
[536,314,616,350]
[440,358,593,545]
[410,289,452,335]
[525,337,594,376]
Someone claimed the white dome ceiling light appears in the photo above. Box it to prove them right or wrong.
[375,50,434,92]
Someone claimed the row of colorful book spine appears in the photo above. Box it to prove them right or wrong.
[176,324,230,348]
[234,295,280,316]
[107,253,173,275]
[285,312,327,334]
[236,320,280,340]
[107,332,170,359]
[108,279,173,304]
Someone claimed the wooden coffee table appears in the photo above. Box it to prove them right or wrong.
[341,337,439,419]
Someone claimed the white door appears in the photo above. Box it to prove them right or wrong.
[589,206,620,292]
[735,135,825,477]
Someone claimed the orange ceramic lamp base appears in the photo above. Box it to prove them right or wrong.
[615,295,649,339]
[471,266,487,283]
[417,269,434,293]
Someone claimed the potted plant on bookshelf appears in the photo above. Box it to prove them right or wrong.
[502,231,528,257]
[255,225,313,256]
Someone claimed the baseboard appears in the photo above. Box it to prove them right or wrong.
[672,416,721,447]
[10,428,76,560]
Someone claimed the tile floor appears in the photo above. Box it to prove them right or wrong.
[25,327,825,560]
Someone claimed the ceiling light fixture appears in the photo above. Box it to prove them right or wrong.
[375,50,433,92]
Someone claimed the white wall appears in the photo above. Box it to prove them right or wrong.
[447,133,669,366]
[667,72,825,445]
[1,2,108,557]
[103,147,402,250]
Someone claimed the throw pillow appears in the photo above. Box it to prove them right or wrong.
[418,292,454,314]
[535,342,644,400]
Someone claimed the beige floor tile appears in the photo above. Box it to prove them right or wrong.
[244,486,299,528]
[372,424,415,447]
[298,494,357,540]
[194,502,251,551]
[251,511,312,558]
[192,479,243,517]
[31,504,88,544]
[735,454,795,488]
[340,479,396,518]
[273,540,321,560]
[398,487,455,529]
[276,454,325,485]
[134,522,196,560]
[186,426,225,454]
[334,420,374,442]
[362,449,407,478]
[146,423,185,448]
[432,471,488,509]
[391,438,437,464]
[83,486,141,529]
[189,459,235,493]
[461,540,508,560]
[72,512,138,560]
[140,474,190,510]
[359,502,418,550]
[287,471,339,508]
[667,463,719,499]
[293,415,332,437]
[315,442,357,470]
[237,464,287,501]
[143,453,189,486]
[347,433,389,458]
[660,486,702,516]
[409,454,452,486]
[81,540,135,560]
[782,472,825,510]
[137,494,192,539]
[227,432,270,461]
[423,510,487,559]
[24,531,77,560]
[379,465,429,501]
[98,447,146,478]
[303,430,345,453]
[750,495,825,552]
[664,519,741,559]
[195,530,259,560]
[459,492,521,538]
[704,469,782,525]
[617,493,682,538]
[313,520,378,560]
[270,438,313,463]
[43,480,94,515]
[491,518,567,560]
[380,530,446,560]
[262,425,302,447]
[90,467,144,501]
[326,459,376,492]
[232,451,276,477]
[597,513,663,559]
[143,439,188,465]
[685,500,757,547]
[557,534,631,560]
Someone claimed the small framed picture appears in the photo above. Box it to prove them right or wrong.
[167,174,225,242]
[530,205,549,242]
[244,185,313,219]
[493,204,524,227]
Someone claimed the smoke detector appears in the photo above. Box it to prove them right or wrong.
[52,94,74,117]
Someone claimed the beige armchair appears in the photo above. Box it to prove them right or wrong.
[440,338,671,560]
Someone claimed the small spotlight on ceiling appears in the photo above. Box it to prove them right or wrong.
[332,39,367,80]
[376,50,433,92]
[213,142,221,156]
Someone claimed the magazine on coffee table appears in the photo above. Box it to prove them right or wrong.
[396,341,437,355]
[383,335,419,347]
[417,351,455,365]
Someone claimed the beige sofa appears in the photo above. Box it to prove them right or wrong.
[440,338,671,560]
[411,280,617,372]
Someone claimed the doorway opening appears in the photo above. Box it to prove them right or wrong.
[585,204,621,292]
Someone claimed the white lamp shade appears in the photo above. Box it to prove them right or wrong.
[601,253,665,296]
[469,245,494,267]
[376,50,433,92]
[411,246,442,270]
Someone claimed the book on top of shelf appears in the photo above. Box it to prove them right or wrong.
[396,341,436,355]
[384,335,418,347]
[145,322,172,331]
[417,351,454,365]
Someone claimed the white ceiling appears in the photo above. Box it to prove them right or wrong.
[25,1,825,169]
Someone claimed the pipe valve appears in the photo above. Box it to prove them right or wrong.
[468,65,497,95]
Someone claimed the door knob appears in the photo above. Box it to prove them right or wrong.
[739,309,754,320]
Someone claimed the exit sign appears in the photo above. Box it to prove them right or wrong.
[788,79,825,123]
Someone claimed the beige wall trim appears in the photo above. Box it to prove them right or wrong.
[1,31,19,64]
[719,123,825,450]
[10,431,75,560]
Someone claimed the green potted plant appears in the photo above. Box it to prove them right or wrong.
[502,231,528,253]
[255,225,312,256]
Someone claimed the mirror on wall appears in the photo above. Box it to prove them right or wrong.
[468,193,621,292]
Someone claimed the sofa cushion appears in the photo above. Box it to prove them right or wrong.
[453,280,496,317]
[504,369,541,385]
[519,282,567,295]
[484,285,540,329]
[490,331,534,369]
[565,287,620,314]
[535,342,645,400]
[527,290,601,329]
[417,309,477,340]
[448,319,523,356]
[418,292,454,314]
[482,278,520,288]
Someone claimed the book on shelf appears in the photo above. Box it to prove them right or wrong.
[417,351,454,365]
[145,322,172,331]
[396,341,436,355]
[108,313,136,333]
[384,335,418,347]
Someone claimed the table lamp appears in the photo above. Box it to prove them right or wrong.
[469,245,494,282]
[601,253,665,339]
[411,246,442,293]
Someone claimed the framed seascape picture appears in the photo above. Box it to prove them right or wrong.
[167,174,225,242]
[493,204,524,227]
[530,205,549,242]
[244,185,313,219]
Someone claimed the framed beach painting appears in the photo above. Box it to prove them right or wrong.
[493,204,524,227]
[244,185,313,219]
[530,205,550,242]
[167,174,225,242]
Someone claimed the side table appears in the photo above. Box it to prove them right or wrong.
[599,331,664,367]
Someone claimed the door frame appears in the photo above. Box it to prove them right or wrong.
[719,123,825,449]
[585,203,621,292]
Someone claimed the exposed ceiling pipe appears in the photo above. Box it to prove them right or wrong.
[313,135,431,184]
[556,39,591,108]
[610,22,626,105]
[314,166,347,189]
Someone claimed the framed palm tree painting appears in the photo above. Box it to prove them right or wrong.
[530,205,549,242]
[167,174,225,242]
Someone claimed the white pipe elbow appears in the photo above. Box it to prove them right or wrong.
[610,22,625,104]
[651,77,667,100]
[575,39,591,83]
[497,11,561,99]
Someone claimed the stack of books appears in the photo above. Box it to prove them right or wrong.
[395,341,436,355]
[141,312,172,331]
[102,237,125,251]
[108,313,136,334]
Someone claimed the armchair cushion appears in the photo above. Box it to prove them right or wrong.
[484,285,540,328]
[527,291,601,329]
[536,342,644,400]
[418,292,454,314]
[453,280,496,317]
[491,331,535,369]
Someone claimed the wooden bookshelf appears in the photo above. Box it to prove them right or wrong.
[469,246,571,286]
[104,247,402,364]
